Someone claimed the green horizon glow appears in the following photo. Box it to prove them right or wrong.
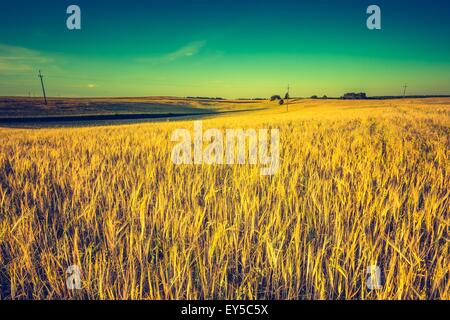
[1,1,449,98]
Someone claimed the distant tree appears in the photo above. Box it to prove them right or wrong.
[342,92,367,100]
[284,92,290,100]
[358,92,367,99]
[311,95,318,99]
[322,95,328,99]
[270,95,282,101]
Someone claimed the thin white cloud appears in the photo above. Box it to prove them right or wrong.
[0,44,52,73]
[137,41,206,64]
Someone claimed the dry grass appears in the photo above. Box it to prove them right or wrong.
[0,99,449,300]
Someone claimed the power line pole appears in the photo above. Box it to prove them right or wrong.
[38,70,48,105]
[402,84,408,98]
[286,84,290,112]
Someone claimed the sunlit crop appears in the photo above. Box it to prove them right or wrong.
[0,99,448,300]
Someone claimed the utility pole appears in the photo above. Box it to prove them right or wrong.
[402,84,408,98]
[38,70,48,105]
[286,84,290,112]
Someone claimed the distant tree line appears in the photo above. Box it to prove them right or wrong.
[310,95,328,99]
[309,93,368,100]
[269,91,371,102]
[187,97,224,100]
[341,92,367,100]
[237,98,267,101]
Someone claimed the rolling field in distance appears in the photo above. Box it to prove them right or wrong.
[0,98,449,299]
[0,97,265,118]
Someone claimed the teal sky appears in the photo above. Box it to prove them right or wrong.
[0,0,449,98]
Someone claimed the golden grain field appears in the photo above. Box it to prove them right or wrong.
[0,99,449,300]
